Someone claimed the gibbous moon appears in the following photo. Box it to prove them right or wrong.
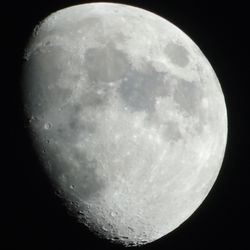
[22,2,227,247]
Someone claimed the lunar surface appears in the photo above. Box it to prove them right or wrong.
[22,2,227,247]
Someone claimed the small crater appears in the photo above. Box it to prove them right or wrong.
[102,226,108,232]
[44,122,52,130]
[28,116,36,123]
[121,236,129,239]
[32,24,41,38]
[110,211,116,217]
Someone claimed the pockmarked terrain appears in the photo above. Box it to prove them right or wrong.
[22,3,227,247]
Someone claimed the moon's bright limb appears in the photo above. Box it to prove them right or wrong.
[22,2,227,247]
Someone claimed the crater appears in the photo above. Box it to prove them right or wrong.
[165,42,189,67]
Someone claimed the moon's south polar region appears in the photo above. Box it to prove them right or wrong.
[22,3,227,246]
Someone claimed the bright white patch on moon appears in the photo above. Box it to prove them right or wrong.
[22,3,227,247]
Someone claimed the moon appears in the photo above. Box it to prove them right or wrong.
[22,2,227,247]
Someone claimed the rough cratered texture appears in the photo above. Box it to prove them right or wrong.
[22,2,227,247]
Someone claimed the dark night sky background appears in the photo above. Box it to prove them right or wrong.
[3,0,249,249]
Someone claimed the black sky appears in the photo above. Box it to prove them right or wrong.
[4,0,249,249]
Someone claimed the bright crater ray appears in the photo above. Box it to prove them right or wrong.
[22,2,227,247]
